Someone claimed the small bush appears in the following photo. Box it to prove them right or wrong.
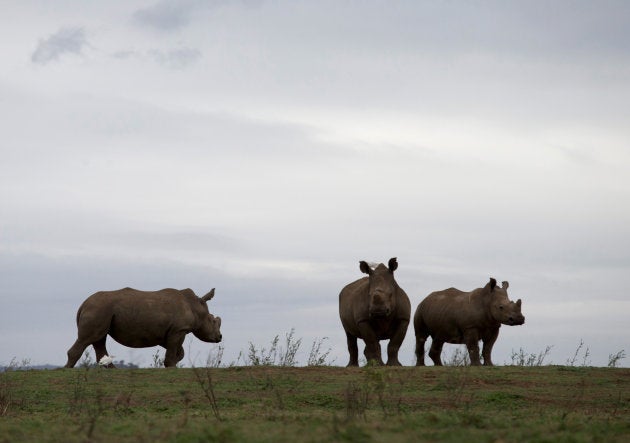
[246,328,302,366]
[206,345,224,368]
[567,339,590,367]
[444,347,470,366]
[510,345,553,366]
[607,350,626,368]
[307,337,335,366]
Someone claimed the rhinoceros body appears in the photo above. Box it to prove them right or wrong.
[65,287,222,368]
[339,258,411,366]
[414,278,524,366]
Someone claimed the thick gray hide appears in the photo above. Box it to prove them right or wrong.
[414,278,524,366]
[339,258,411,366]
[65,288,222,368]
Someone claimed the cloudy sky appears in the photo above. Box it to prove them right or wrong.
[1,1,629,368]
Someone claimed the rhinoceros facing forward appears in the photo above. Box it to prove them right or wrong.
[65,287,222,368]
[414,278,524,366]
[339,258,411,366]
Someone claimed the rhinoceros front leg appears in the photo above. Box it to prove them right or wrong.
[357,322,384,365]
[464,329,482,366]
[163,333,187,368]
[345,331,360,367]
[364,342,384,365]
[386,319,409,366]
[176,346,185,363]
[481,328,499,366]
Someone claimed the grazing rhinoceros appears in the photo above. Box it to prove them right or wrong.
[65,287,222,368]
[339,258,411,366]
[414,278,524,366]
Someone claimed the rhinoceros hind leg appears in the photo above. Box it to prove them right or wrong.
[93,337,115,368]
[415,335,427,366]
[65,339,89,368]
[428,339,444,366]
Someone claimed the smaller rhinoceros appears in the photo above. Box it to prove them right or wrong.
[65,287,222,368]
[414,278,524,366]
[339,258,411,366]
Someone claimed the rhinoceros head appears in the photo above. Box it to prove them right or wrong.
[487,279,525,326]
[192,289,223,343]
[360,257,399,318]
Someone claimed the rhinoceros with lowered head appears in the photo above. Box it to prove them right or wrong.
[339,257,411,366]
[65,287,222,368]
[414,278,524,366]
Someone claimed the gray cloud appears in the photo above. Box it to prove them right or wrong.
[3,0,629,368]
[113,47,202,69]
[131,0,263,31]
[133,1,193,31]
[132,0,217,31]
[31,27,87,64]
[149,47,202,68]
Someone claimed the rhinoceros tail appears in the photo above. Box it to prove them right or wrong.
[75,302,85,325]
[75,296,91,325]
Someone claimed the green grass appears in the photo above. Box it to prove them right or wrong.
[1,365,629,442]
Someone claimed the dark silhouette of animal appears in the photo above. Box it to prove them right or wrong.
[339,258,411,366]
[414,278,524,366]
[65,287,222,368]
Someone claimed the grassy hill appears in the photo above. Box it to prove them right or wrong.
[1,365,629,442]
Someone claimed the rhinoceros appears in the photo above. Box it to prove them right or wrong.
[414,278,524,366]
[65,287,222,368]
[339,258,411,366]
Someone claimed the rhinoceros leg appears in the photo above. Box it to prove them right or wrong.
[176,346,185,363]
[414,316,429,366]
[386,320,409,366]
[481,328,499,366]
[357,322,384,365]
[65,319,111,368]
[163,333,187,367]
[428,339,444,366]
[364,342,384,365]
[65,339,90,368]
[92,337,115,368]
[345,332,360,367]
[464,330,482,366]
[415,336,426,366]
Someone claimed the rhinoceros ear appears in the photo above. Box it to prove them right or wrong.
[359,261,373,275]
[388,257,398,273]
[502,281,509,290]
[201,288,215,302]
[488,278,497,291]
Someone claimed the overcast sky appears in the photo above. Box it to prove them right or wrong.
[1,1,629,368]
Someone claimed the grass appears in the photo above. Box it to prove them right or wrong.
[0,365,628,442]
